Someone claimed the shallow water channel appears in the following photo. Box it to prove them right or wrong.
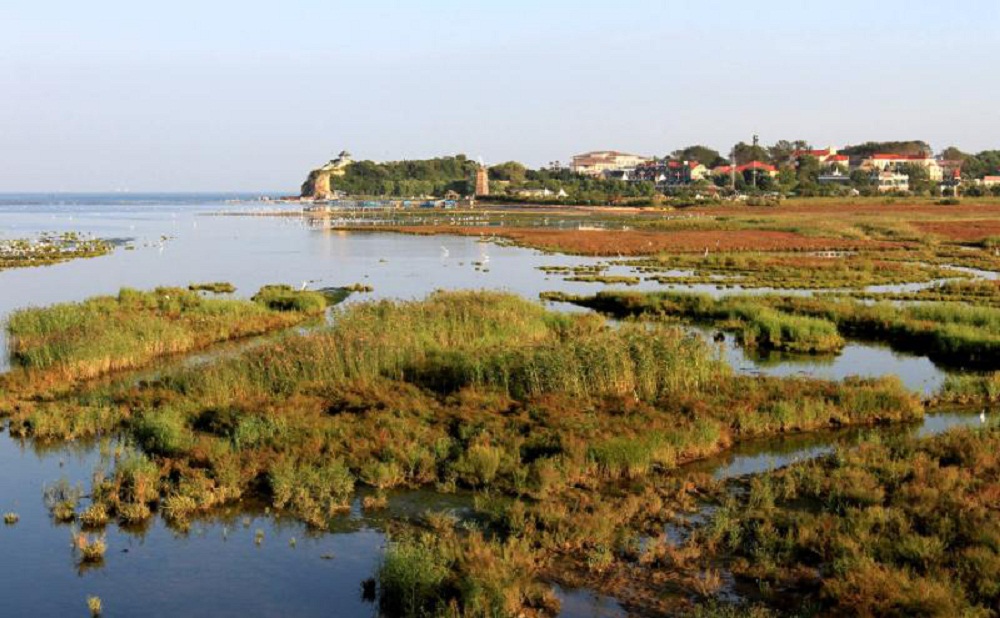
[0,195,990,616]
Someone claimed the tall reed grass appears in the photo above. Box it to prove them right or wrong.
[6,286,325,381]
[161,290,727,406]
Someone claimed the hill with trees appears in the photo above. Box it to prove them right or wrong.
[327,155,478,197]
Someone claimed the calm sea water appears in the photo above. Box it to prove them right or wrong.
[0,194,977,616]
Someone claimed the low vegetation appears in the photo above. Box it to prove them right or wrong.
[377,523,555,618]
[0,232,111,270]
[549,290,1000,368]
[851,278,1000,306]
[5,285,329,383]
[936,371,1000,405]
[622,252,964,290]
[73,531,107,563]
[545,290,845,354]
[697,426,1000,616]
[188,281,236,294]
[250,284,329,313]
[564,274,641,285]
[354,225,899,257]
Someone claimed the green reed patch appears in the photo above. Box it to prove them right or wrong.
[937,371,1000,404]
[377,525,553,618]
[544,290,843,354]
[251,284,329,313]
[5,285,326,381]
[188,281,236,294]
[550,290,1000,368]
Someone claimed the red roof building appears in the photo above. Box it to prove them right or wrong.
[737,161,778,175]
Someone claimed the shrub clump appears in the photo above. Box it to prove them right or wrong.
[251,285,329,314]
[377,526,554,618]
[269,458,355,527]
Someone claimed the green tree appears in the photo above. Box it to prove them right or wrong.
[671,145,725,167]
[733,142,770,166]
[489,161,527,185]
[961,151,1000,179]
[841,140,931,158]
[327,155,478,197]
[940,146,970,161]
[850,170,876,195]
[796,155,821,185]
[777,165,798,194]
[768,140,811,165]
[900,163,932,194]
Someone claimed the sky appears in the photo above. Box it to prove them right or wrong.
[1,0,998,192]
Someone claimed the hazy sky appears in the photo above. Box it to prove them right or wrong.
[2,0,998,192]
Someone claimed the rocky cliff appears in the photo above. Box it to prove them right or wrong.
[300,168,333,199]
[300,151,352,199]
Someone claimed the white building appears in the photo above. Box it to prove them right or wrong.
[570,151,652,176]
[876,171,910,193]
[513,187,568,199]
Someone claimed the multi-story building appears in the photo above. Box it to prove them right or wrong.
[571,151,652,176]
[862,154,943,182]
[876,171,910,193]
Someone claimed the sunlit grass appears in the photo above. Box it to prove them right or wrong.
[6,285,327,381]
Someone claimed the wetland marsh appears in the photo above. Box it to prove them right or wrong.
[2,194,999,617]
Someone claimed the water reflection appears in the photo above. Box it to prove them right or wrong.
[0,425,383,617]
[687,325,950,394]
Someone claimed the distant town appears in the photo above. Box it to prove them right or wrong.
[296,140,1000,207]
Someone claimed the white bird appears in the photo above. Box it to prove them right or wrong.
[981,409,987,423]
[440,245,449,258]
[300,281,308,291]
